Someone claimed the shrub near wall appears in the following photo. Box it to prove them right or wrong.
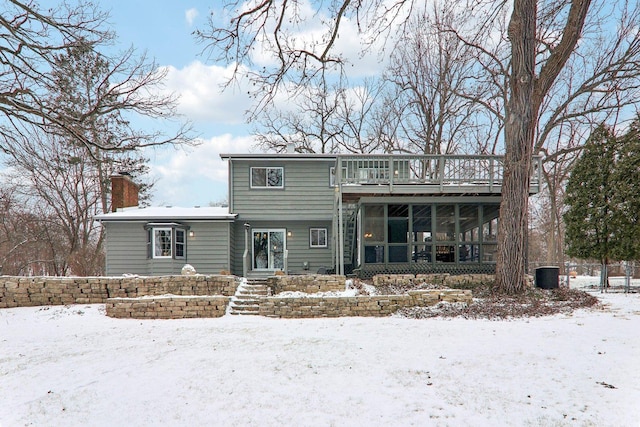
[0,275,239,308]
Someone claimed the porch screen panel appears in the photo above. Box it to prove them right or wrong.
[459,205,480,263]
[364,205,384,263]
[435,205,455,263]
[482,204,500,262]
[412,205,432,263]
[388,204,408,262]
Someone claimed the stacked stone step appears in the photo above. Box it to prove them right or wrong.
[228,279,269,315]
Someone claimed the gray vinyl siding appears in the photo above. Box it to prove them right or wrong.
[103,222,148,276]
[184,221,232,274]
[231,222,245,275]
[230,159,335,221]
[228,222,236,274]
[284,221,333,274]
[231,220,334,275]
[103,220,232,276]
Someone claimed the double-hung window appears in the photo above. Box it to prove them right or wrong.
[146,223,187,259]
[251,167,283,188]
[175,229,185,258]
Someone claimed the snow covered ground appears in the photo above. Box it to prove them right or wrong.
[1,279,639,426]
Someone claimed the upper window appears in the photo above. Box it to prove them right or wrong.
[310,228,328,248]
[147,225,187,259]
[251,167,284,188]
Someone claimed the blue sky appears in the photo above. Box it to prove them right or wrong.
[105,2,258,207]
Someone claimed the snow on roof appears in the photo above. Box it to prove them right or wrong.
[95,206,236,222]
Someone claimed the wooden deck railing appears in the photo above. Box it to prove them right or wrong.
[334,154,541,193]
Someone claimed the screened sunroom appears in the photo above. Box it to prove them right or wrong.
[331,154,541,277]
[355,200,500,277]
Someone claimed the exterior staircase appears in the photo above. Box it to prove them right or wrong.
[343,203,358,271]
[228,278,270,315]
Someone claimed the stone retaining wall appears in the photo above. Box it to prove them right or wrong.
[0,275,239,308]
[267,274,346,294]
[259,289,472,318]
[106,296,230,319]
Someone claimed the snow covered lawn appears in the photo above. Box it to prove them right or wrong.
[1,290,639,426]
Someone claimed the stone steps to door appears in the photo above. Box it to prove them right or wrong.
[228,279,270,315]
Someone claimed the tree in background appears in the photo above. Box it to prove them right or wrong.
[0,1,192,153]
[0,184,73,276]
[382,4,492,156]
[254,75,386,154]
[564,125,620,289]
[610,117,640,262]
[1,2,195,275]
[0,1,105,148]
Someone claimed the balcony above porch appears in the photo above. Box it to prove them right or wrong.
[334,154,541,196]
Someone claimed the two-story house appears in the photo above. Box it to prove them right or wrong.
[96,153,541,278]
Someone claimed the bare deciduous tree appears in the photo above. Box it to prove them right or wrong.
[4,129,112,275]
[1,1,193,153]
[0,1,202,276]
[383,4,495,155]
[254,75,385,154]
[0,185,71,275]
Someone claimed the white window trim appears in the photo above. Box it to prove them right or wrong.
[310,228,328,248]
[153,227,173,259]
[175,229,186,259]
[250,166,284,189]
[147,224,188,260]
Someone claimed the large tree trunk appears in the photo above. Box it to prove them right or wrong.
[496,0,591,293]
[495,0,537,294]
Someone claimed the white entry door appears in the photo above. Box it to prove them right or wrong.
[252,229,286,270]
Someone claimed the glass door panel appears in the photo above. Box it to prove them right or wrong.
[269,230,284,270]
[253,229,286,270]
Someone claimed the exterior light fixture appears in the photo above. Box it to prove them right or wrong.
[189,230,195,238]
[287,231,292,237]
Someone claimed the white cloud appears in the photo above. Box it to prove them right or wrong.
[160,61,254,125]
[146,134,257,207]
[185,8,199,26]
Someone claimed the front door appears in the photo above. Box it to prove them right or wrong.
[252,229,285,270]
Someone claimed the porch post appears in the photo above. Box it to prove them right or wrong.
[243,222,250,277]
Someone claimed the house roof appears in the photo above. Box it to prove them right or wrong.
[220,153,337,160]
[95,206,236,222]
